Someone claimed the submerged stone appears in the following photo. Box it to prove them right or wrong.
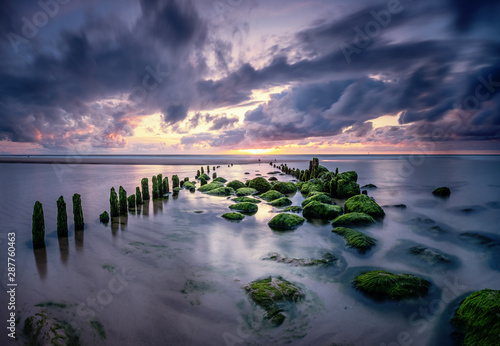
[344,194,385,219]
[263,252,336,266]
[56,196,68,237]
[332,212,376,227]
[198,181,224,192]
[141,178,150,201]
[268,177,278,181]
[353,270,430,301]
[32,201,45,249]
[227,180,246,190]
[222,212,245,221]
[24,310,79,345]
[127,194,136,209]
[407,246,453,265]
[260,190,285,201]
[270,197,293,207]
[247,177,272,193]
[432,186,451,197]
[99,211,110,223]
[271,182,297,194]
[229,202,258,213]
[283,206,302,213]
[110,187,119,217]
[244,277,304,326]
[303,201,342,220]
[235,187,258,196]
[206,187,235,196]
[232,196,261,204]
[72,193,84,230]
[452,289,500,345]
[332,227,376,253]
[268,213,305,230]
[301,194,333,207]
[361,184,377,188]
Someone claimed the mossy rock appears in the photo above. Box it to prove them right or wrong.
[222,212,245,221]
[332,227,376,253]
[283,206,302,213]
[301,194,333,207]
[268,213,305,230]
[244,277,304,326]
[307,191,331,198]
[332,212,376,227]
[173,187,181,193]
[300,181,322,194]
[344,194,385,218]
[268,177,278,181]
[452,289,500,345]
[213,177,227,183]
[263,252,336,266]
[303,201,342,220]
[99,211,110,223]
[335,179,360,199]
[361,184,377,188]
[407,246,453,265]
[227,180,246,190]
[183,181,196,190]
[247,177,272,193]
[206,187,235,196]
[232,197,261,204]
[270,197,293,207]
[432,186,451,197]
[260,190,285,201]
[198,181,225,192]
[338,171,358,182]
[229,202,258,214]
[353,270,430,301]
[198,173,211,181]
[235,187,258,196]
[271,182,297,194]
[24,310,80,345]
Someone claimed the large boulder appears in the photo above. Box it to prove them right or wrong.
[260,190,285,201]
[271,182,297,194]
[344,194,385,218]
[332,212,376,227]
[198,181,224,192]
[270,197,293,207]
[206,187,235,196]
[303,201,342,220]
[235,187,258,196]
[229,202,258,213]
[301,194,333,207]
[268,213,305,230]
[227,180,246,190]
[247,177,272,193]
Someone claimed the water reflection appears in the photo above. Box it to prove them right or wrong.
[58,236,69,264]
[75,230,84,251]
[142,201,150,216]
[153,200,163,215]
[33,247,47,280]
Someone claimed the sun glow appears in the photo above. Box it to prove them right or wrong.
[238,148,276,155]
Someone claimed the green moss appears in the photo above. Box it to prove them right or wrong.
[232,197,261,204]
[206,187,235,196]
[173,187,181,193]
[283,206,302,213]
[200,177,207,186]
[99,211,110,223]
[452,289,500,345]
[268,213,305,230]
[136,187,143,204]
[353,270,430,301]
[56,196,68,237]
[198,173,211,181]
[227,180,246,190]
[432,186,451,197]
[72,193,84,230]
[332,212,376,227]
[301,194,333,207]
[222,212,245,221]
[90,320,107,339]
[110,187,119,217]
[335,179,360,199]
[213,177,227,183]
[338,171,358,182]
[303,201,342,220]
[141,178,150,201]
[271,182,297,194]
[248,177,272,193]
[183,181,196,190]
[235,187,258,196]
[300,181,322,194]
[344,194,385,218]
[198,181,225,192]
[229,202,258,213]
[244,277,304,326]
[260,190,285,201]
[270,197,293,207]
[307,191,330,198]
[407,246,452,265]
[264,252,336,266]
[127,194,136,209]
[118,186,127,215]
[332,227,376,253]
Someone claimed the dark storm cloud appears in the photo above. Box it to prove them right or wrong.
[449,0,500,31]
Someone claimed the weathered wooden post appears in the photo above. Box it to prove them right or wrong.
[196,170,200,178]
[201,166,204,174]
[157,174,163,196]
[72,193,84,230]
[141,178,150,200]
[207,166,210,173]
[110,187,119,217]
[213,172,217,179]
[136,187,143,204]
[152,176,158,199]
[172,175,180,188]
[128,194,136,209]
[119,186,127,215]
[163,177,169,194]
[56,196,68,237]
[32,201,45,248]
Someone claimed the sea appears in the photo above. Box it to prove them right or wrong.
[0,155,499,345]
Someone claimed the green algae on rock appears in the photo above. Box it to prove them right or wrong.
[232,196,261,204]
[198,173,210,181]
[172,175,180,188]
[235,187,258,196]
[303,201,342,220]
[141,178,150,201]
[227,180,246,190]
[301,193,333,207]
[198,181,224,192]
[183,181,196,190]
[56,196,68,237]
[199,177,207,186]
[24,310,80,345]
[283,206,302,213]
[353,270,430,301]
[222,212,245,221]
[32,201,45,248]
[127,194,136,209]
[263,252,336,266]
[268,213,305,230]
[270,197,293,207]
[229,202,258,213]
[213,176,227,183]
[72,193,84,230]
[206,187,235,196]
[452,289,500,345]
[244,277,304,326]
[162,177,170,194]
[110,187,119,217]
[259,190,285,201]
[99,211,110,224]
[332,227,376,253]
[271,182,297,194]
[118,186,127,215]
[247,177,272,193]
[213,172,217,179]
[344,194,385,219]
[332,212,376,227]
[432,186,451,197]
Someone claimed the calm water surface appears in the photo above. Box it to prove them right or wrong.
[0,155,499,345]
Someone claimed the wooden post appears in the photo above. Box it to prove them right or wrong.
[32,201,45,248]
[56,196,68,237]
[72,193,84,230]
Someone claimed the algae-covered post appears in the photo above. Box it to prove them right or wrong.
[213,172,217,179]
[152,176,158,199]
[128,194,136,209]
[56,196,68,237]
[141,178,150,201]
[119,186,128,215]
[207,166,210,173]
[32,201,45,248]
[110,187,119,217]
[72,193,84,230]
[201,166,204,174]
[136,187,143,204]
[200,177,207,186]
[163,177,170,194]
[157,174,163,196]
[197,170,200,178]
[172,175,180,188]
[99,211,110,223]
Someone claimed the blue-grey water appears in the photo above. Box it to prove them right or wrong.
[0,155,499,345]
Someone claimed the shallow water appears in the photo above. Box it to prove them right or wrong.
[0,155,499,345]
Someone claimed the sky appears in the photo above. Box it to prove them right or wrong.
[0,0,499,155]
